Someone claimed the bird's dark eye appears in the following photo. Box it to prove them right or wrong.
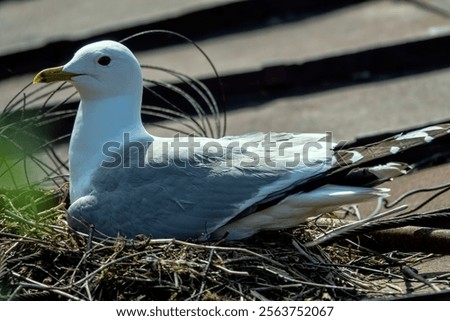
[97,56,111,66]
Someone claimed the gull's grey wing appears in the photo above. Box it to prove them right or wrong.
[68,132,332,239]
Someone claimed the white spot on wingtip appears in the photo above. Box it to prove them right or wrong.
[390,146,400,154]
[424,135,433,143]
[396,126,440,142]
[368,163,408,179]
[350,151,363,163]
[396,131,425,141]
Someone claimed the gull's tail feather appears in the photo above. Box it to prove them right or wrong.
[212,184,390,240]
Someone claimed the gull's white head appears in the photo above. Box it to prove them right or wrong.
[33,40,143,101]
[33,41,149,202]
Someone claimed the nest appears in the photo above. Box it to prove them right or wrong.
[1,197,449,301]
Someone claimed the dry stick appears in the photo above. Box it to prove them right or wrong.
[9,271,82,301]
[305,205,408,248]
[250,290,270,301]
[319,241,402,288]
[3,241,20,257]
[385,283,405,295]
[0,232,54,247]
[237,283,244,301]
[73,250,153,287]
[401,265,441,292]
[197,252,251,276]
[170,239,286,268]
[173,272,180,290]
[429,272,450,283]
[51,268,75,288]
[403,252,435,263]
[7,284,23,301]
[195,248,215,301]
[252,281,367,293]
[197,250,252,297]
[292,239,321,264]
[306,262,404,279]
[184,274,217,301]
[0,252,6,279]
[69,238,108,285]
[84,277,93,301]
[214,265,249,276]
[255,265,303,284]
[227,284,253,301]
[148,238,286,267]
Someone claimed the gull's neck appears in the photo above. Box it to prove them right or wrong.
[69,94,152,201]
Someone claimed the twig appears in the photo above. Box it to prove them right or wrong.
[214,265,249,276]
[195,248,215,301]
[10,271,82,301]
[401,265,441,292]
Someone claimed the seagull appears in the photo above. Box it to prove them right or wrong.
[33,40,450,240]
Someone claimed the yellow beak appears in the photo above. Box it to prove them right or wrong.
[33,66,79,84]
